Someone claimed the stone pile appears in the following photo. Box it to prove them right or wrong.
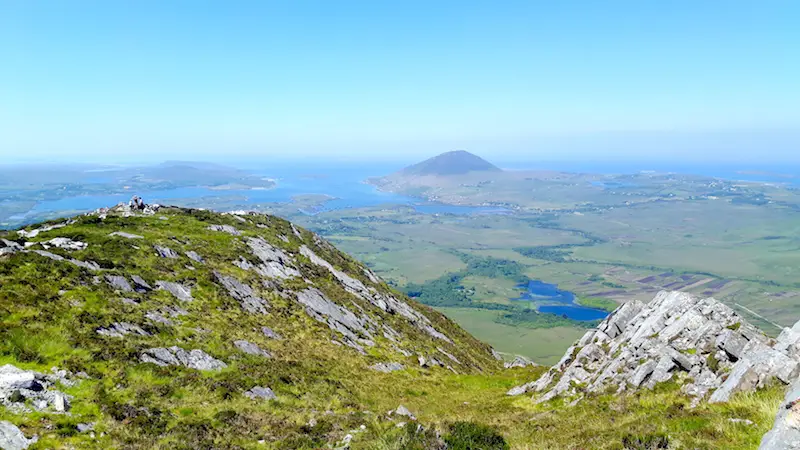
[0,364,76,414]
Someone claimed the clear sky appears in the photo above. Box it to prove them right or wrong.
[2,1,799,163]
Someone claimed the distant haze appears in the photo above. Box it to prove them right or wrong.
[2,2,799,163]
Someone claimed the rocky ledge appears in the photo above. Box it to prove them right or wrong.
[509,291,800,408]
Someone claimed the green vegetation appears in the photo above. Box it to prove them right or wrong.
[0,205,789,449]
[574,296,619,312]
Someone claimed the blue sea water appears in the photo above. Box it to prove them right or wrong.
[25,162,509,217]
[513,279,609,321]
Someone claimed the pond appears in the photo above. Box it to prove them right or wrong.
[514,279,609,321]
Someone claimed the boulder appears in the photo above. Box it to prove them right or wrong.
[154,245,179,259]
[105,275,133,292]
[0,421,37,450]
[234,340,272,358]
[244,386,276,401]
[109,231,143,239]
[261,327,283,340]
[207,224,242,235]
[214,272,268,314]
[370,362,404,373]
[155,281,193,302]
[96,322,150,338]
[140,347,227,371]
[185,251,204,263]
[759,376,800,449]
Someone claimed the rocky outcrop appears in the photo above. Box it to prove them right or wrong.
[154,245,179,259]
[140,347,227,371]
[155,281,193,302]
[96,322,150,338]
[244,386,276,401]
[0,421,37,450]
[185,251,204,263]
[40,237,87,251]
[509,291,799,407]
[0,365,75,413]
[296,288,375,353]
[370,362,404,373]
[759,376,800,449]
[234,340,272,358]
[31,250,100,271]
[261,327,283,340]
[208,224,242,235]
[243,237,300,279]
[214,272,269,314]
[109,231,143,239]
[504,355,536,369]
[105,275,133,292]
[299,244,452,343]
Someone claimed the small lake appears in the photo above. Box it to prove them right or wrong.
[514,279,609,321]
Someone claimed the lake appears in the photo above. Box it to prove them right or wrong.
[514,279,609,321]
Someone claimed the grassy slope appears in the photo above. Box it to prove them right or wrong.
[0,208,497,449]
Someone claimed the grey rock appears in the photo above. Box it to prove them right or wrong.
[109,231,143,239]
[155,281,193,302]
[131,275,152,292]
[41,237,87,251]
[76,423,95,433]
[96,322,150,338]
[0,365,75,413]
[504,356,536,369]
[140,347,227,371]
[628,360,657,388]
[244,237,300,279]
[261,327,283,340]
[506,381,538,396]
[300,244,452,343]
[370,362,404,373]
[207,224,242,235]
[244,386,276,401]
[716,329,749,360]
[525,290,782,405]
[154,245,179,259]
[0,421,37,450]
[710,344,800,403]
[437,347,462,365]
[105,275,133,292]
[185,251,204,263]
[214,272,269,314]
[759,376,800,449]
[394,405,416,420]
[16,222,66,238]
[234,340,271,358]
[296,288,373,343]
[31,250,100,271]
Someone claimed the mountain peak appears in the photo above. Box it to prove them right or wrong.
[399,151,501,176]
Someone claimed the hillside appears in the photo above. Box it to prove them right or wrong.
[0,199,795,449]
[0,199,500,449]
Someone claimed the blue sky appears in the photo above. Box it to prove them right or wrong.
[1,1,799,163]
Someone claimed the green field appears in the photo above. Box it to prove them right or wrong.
[435,307,586,364]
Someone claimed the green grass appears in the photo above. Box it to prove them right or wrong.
[575,296,619,312]
[435,308,585,365]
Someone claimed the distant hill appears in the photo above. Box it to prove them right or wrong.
[398,150,501,176]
